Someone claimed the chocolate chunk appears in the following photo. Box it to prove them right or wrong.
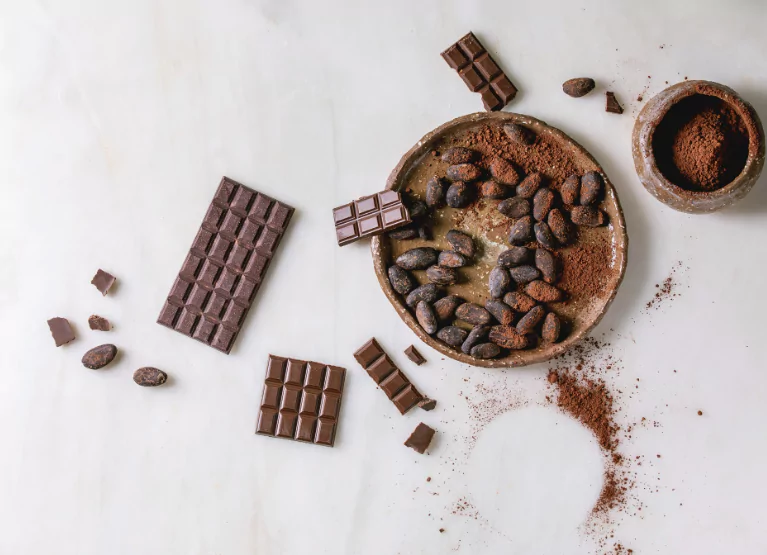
[406,198,429,220]
[489,158,521,186]
[516,305,545,334]
[404,345,426,365]
[535,249,558,284]
[533,188,556,221]
[441,147,476,165]
[498,197,531,218]
[489,325,529,349]
[434,295,463,322]
[157,177,294,354]
[547,209,572,244]
[570,205,607,227]
[447,163,481,182]
[480,180,510,199]
[534,221,558,249]
[509,216,534,245]
[446,230,475,258]
[510,265,541,284]
[461,325,490,354]
[497,246,531,267]
[82,344,117,369]
[354,338,423,414]
[580,171,604,205]
[88,315,111,331]
[455,303,492,325]
[516,173,543,198]
[605,91,624,114]
[488,266,511,298]
[256,355,346,446]
[525,280,564,302]
[471,342,501,359]
[542,313,562,343]
[396,247,438,270]
[485,299,514,325]
[419,398,437,411]
[388,226,419,240]
[334,190,411,246]
[47,317,75,347]
[437,326,469,347]
[426,177,447,208]
[388,265,416,296]
[561,174,580,205]
[406,283,442,307]
[416,301,439,335]
[562,77,596,98]
[438,251,469,268]
[405,422,435,454]
[446,182,473,208]
[426,265,458,286]
[91,269,116,296]
[503,123,535,145]
[133,367,167,387]
[503,291,537,313]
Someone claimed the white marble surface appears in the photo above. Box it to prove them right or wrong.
[2,1,767,553]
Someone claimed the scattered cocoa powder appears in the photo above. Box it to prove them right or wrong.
[645,261,685,312]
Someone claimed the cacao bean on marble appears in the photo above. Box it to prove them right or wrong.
[133,367,167,387]
[82,344,117,370]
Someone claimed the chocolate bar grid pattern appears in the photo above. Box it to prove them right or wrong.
[441,32,518,111]
[256,355,346,447]
[157,177,294,354]
[354,338,423,414]
[333,190,411,246]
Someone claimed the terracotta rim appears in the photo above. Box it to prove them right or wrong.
[370,111,629,368]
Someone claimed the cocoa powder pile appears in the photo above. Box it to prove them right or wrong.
[653,94,749,192]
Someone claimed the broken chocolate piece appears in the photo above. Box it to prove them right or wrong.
[605,92,624,114]
[88,315,111,331]
[404,422,436,454]
[91,269,116,296]
[404,345,426,365]
[47,317,75,347]
[354,338,424,414]
[419,398,437,411]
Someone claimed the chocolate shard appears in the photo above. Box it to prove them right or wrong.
[605,92,624,114]
[419,398,437,411]
[47,317,75,347]
[88,315,111,331]
[404,345,426,365]
[334,190,411,246]
[354,338,424,415]
[91,269,116,296]
[404,422,436,454]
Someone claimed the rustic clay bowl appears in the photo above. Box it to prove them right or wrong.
[632,80,765,214]
[371,112,628,368]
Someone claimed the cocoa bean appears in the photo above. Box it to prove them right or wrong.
[547,209,572,244]
[388,265,415,295]
[525,280,564,302]
[455,303,492,325]
[417,224,431,240]
[498,197,531,218]
[437,326,469,347]
[509,216,533,245]
[416,301,438,334]
[570,205,607,227]
[433,295,462,322]
[82,344,117,369]
[535,249,558,284]
[489,325,529,349]
[533,187,556,222]
[562,77,596,98]
[485,299,514,325]
[406,198,429,220]
[406,283,442,307]
[438,251,469,268]
[388,225,419,240]
[446,182,473,208]
[426,177,447,208]
[516,305,545,334]
[133,367,167,387]
[447,163,481,182]
[441,147,476,165]
[497,246,531,267]
[510,265,541,284]
[534,221,558,249]
[503,123,535,145]
[471,343,501,359]
[516,173,543,198]
[396,247,438,270]
[561,174,580,205]
[503,291,537,313]
[461,325,490,354]
[580,171,604,205]
[489,158,521,186]
[480,180,510,199]
[542,312,562,343]
[426,265,457,286]
[446,229,475,258]
[488,266,511,298]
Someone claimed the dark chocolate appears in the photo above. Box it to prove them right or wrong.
[333,191,411,246]
[354,338,423,414]
[404,345,426,365]
[88,315,111,331]
[47,317,75,347]
[91,269,116,296]
[404,422,435,454]
[605,92,624,114]
[419,398,437,411]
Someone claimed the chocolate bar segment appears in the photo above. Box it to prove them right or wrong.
[47,317,75,346]
[157,177,294,353]
[405,422,436,454]
[441,32,518,111]
[256,355,346,447]
[354,338,424,414]
[333,191,411,246]
[404,345,426,365]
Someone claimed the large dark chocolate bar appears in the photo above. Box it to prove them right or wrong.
[441,32,518,111]
[333,190,411,246]
[354,338,423,414]
[256,355,346,447]
[157,177,294,354]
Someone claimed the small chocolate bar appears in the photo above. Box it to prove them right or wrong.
[441,32,518,111]
[404,345,426,365]
[333,191,411,246]
[354,338,423,414]
[405,422,436,454]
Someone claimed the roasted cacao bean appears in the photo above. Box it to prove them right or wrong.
[437,325,469,347]
[447,163,481,182]
[533,187,556,222]
[516,305,546,334]
[446,229,475,258]
[446,182,473,208]
[396,247,438,270]
[535,249,558,284]
[488,266,512,298]
[416,301,439,334]
[455,303,492,325]
[497,246,531,267]
[388,265,415,295]
[441,147,476,165]
[547,208,572,244]
[509,215,534,245]
[510,265,541,284]
[525,280,564,302]
[489,325,529,350]
[485,299,514,325]
[406,283,442,307]
[471,342,501,359]
[433,295,463,322]
[438,250,469,268]
[133,367,167,387]
[426,265,458,286]
[580,171,604,205]
[82,344,117,370]
[534,221,558,249]
[503,291,537,313]
[498,197,531,218]
[461,325,490,354]
[503,123,535,145]
[516,173,544,198]
[388,225,419,240]
[562,77,596,98]
[561,174,580,205]
[480,180,510,199]
[542,312,562,343]
[570,205,607,227]
[426,177,447,208]
[489,157,521,186]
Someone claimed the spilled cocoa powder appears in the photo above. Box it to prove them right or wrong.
[644,260,686,312]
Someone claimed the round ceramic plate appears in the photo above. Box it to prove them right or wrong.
[371,112,628,368]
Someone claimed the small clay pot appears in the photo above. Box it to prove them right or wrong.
[632,80,765,214]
